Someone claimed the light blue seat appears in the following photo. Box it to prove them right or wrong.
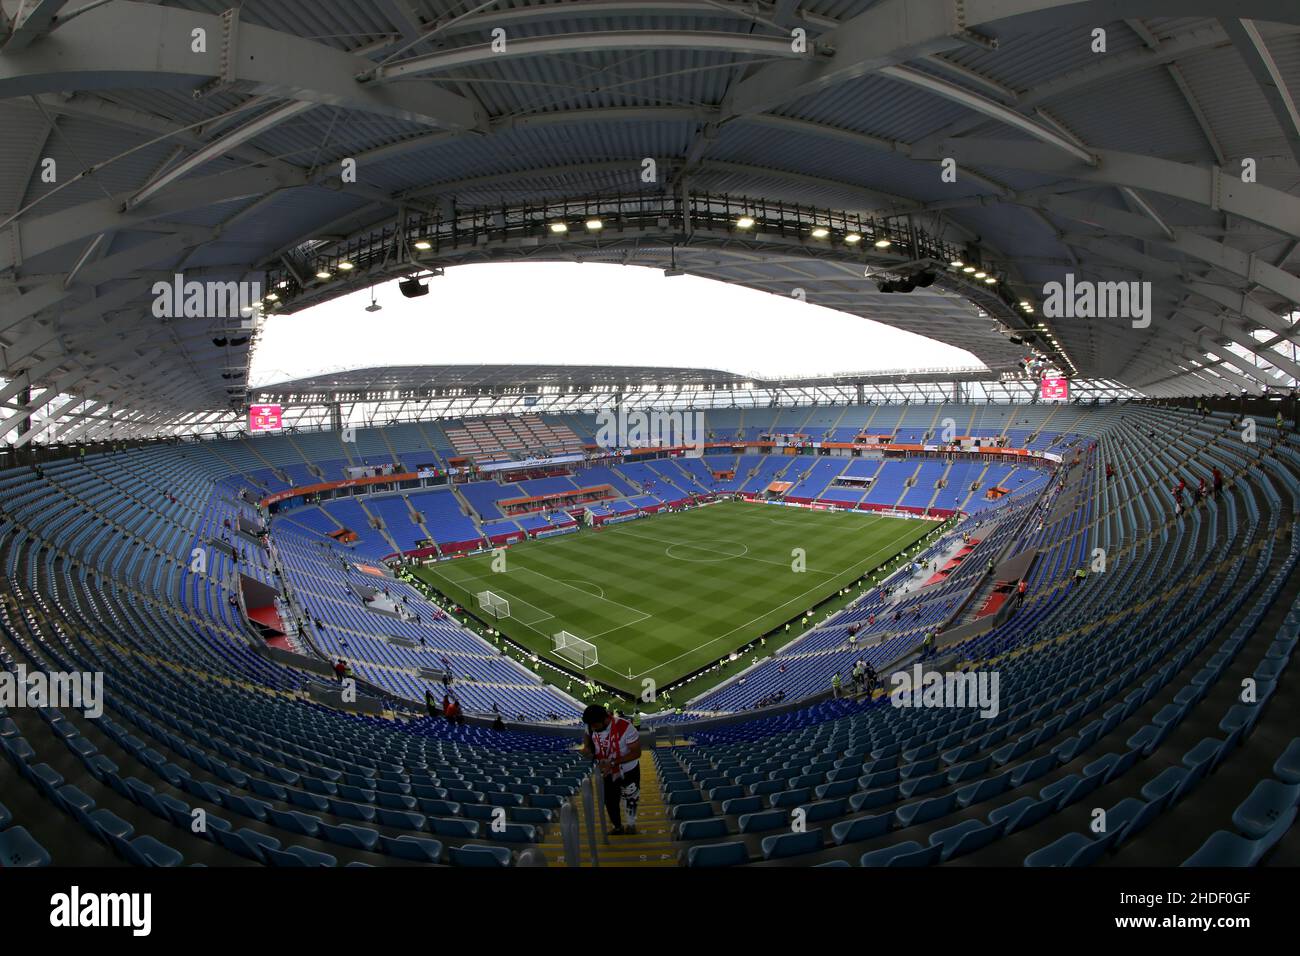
[449,843,512,867]
[685,841,749,867]
[267,808,323,837]
[895,793,955,828]
[1099,797,1153,845]
[87,808,134,843]
[956,771,1012,808]
[379,834,444,862]
[1231,780,1300,840]
[738,809,787,833]
[0,826,51,867]
[320,821,383,851]
[859,840,941,867]
[761,828,824,860]
[677,818,729,840]
[1182,808,1296,867]
[988,796,1055,835]
[487,822,537,843]
[111,833,183,867]
[265,845,338,867]
[799,798,847,823]
[213,826,281,862]
[831,811,893,846]
[670,802,715,820]
[429,817,479,838]
[1023,829,1117,867]
[1140,766,1188,806]
[849,786,898,812]
[1273,739,1300,785]
[930,818,1005,861]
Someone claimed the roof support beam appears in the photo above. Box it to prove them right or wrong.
[124,102,316,212]
[1,0,74,52]
[0,0,483,130]
[369,31,814,82]
[877,65,1096,164]
[0,167,287,274]
[720,0,1300,122]
[911,141,1300,239]
[1220,19,1300,168]
[0,227,215,330]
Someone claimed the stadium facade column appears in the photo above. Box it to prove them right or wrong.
[856,383,865,405]
[330,402,342,433]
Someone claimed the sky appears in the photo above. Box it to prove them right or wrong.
[248,261,983,386]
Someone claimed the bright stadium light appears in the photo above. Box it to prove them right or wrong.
[736,215,755,229]
[874,238,892,248]
[811,226,829,239]
[984,276,997,284]
[338,260,355,271]
[963,265,976,273]
[845,233,862,244]
[950,259,964,268]
[413,239,432,250]
[974,271,986,279]
[585,218,603,231]
[315,269,331,279]
[549,222,568,233]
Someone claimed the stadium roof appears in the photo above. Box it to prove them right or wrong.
[251,362,1025,403]
[257,363,757,399]
[2,1,1300,442]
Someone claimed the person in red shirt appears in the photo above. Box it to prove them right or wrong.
[581,704,641,835]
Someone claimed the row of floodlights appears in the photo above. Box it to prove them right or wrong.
[538,214,898,247]
[302,215,898,286]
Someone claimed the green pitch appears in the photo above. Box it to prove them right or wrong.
[415,500,934,696]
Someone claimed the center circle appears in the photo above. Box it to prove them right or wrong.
[665,541,750,563]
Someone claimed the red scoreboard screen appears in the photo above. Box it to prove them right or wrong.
[248,404,284,432]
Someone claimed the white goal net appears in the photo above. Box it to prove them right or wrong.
[476,590,511,620]
[552,631,598,668]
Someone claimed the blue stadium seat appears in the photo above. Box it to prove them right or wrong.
[0,826,51,867]
[686,842,749,867]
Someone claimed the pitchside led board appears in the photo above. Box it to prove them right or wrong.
[248,403,284,433]
[1041,377,1070,401]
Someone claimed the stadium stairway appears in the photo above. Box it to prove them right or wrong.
[539,753,675,866]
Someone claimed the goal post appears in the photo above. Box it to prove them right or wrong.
[476,590,510,620]
[552,631,598,669]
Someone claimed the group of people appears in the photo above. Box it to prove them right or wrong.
[850,658,879,695]
[424,689,465,724]
[1170,466,1224,516]
[753,689,787,708]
